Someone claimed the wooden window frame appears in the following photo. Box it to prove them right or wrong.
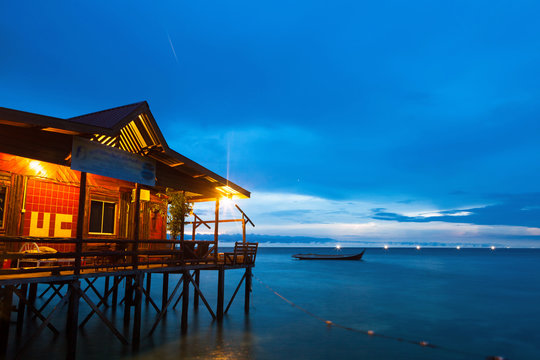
[88,199,117,235]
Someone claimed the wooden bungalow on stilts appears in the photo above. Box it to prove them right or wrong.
[0,102,257,359]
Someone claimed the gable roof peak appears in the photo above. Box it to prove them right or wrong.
[67,101,147,129]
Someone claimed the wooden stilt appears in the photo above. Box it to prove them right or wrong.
[162,273,169,311]
[124,276,132,326]
[132,273,143,350]
[104,276,110,303]
[16,284,27,337]
[27,283,37,316]
[66,280,80,360]
[245,267,252,313]
[0,286,13,357]
[193,270,200,310]
[112,276,119,309]
[145,274,152,304]
[217,268,225,322]
[181,271,190,334]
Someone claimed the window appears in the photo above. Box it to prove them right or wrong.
[0,185,6,229]
[89,200,116,234]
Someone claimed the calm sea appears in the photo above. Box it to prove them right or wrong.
[16,248,540,359]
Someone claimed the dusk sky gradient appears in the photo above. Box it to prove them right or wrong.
[2,1,540,246]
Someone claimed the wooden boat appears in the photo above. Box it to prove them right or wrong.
[292,249,365,260]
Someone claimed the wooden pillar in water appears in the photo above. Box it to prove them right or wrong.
[193,270,200,310]
[0,286,13,357]
[162,273,169,311]
[16,284,27,337]
[145,274,152,304]
[132,273,143,350]
[104,277,110,303]
[217,268,225,322]
[66,280,80,360]
[111,276,119,309]
[181,271,190,334]
[27,283,37,316]
[245,267,252,313]
[124,276,132,326]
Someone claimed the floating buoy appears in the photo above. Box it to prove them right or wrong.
[325,320,333,326]
[367,330,374,336]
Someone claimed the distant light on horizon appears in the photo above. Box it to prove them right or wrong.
[456,246,461,250]
[416,245,421,250]
[384,245,389,250]
[336,244,341,250]
[491,246,496,250]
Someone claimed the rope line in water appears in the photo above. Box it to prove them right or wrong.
[253,274,505,360]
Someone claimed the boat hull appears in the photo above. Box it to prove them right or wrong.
[292,250,365,260]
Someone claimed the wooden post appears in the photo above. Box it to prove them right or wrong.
[244,267,252,313]
[16,284,27,337]
[181,271,189,334]
[0,286,13,357]
[75,171,87,275]
[66,280,80,360]
[27,283,37,316]
[104,277,110,303]
[162,273,169,311]
[214,198,220,261]
[132,273,143,350]
[111,276,119,309]
[133,184,140,270]
[217,268,225,322]
[123,276,132,326]
[145,274,152,304]
[242,218,246,243]
[193,270,200,311]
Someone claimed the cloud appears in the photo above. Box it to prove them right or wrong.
[372,193,540,228]
[192,191,540,247]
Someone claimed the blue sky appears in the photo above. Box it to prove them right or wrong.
[2,1,540,246]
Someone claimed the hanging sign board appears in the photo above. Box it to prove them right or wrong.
[71,137,156,186]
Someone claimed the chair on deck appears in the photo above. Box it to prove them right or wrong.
[221,242,258,265]
[17,242,58,268]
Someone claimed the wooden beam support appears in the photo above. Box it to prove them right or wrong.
[66,281,80,360]
[193,270,200,310]
[245,267,252,313]
[181,270,190,334]
[217,268,225,322]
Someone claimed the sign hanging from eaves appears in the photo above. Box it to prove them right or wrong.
[71,137,156,186]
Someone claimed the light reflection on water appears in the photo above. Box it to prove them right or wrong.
[11,248,540,360]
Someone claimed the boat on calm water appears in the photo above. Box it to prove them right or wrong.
[292,249,365,260]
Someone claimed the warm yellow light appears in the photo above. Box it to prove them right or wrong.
[29,160,46,177]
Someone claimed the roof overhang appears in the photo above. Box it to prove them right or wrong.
[0,103,250,200]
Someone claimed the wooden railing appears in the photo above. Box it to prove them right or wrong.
[0,236,218,277]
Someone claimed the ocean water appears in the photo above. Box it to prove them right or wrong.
[13,248,540,359]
